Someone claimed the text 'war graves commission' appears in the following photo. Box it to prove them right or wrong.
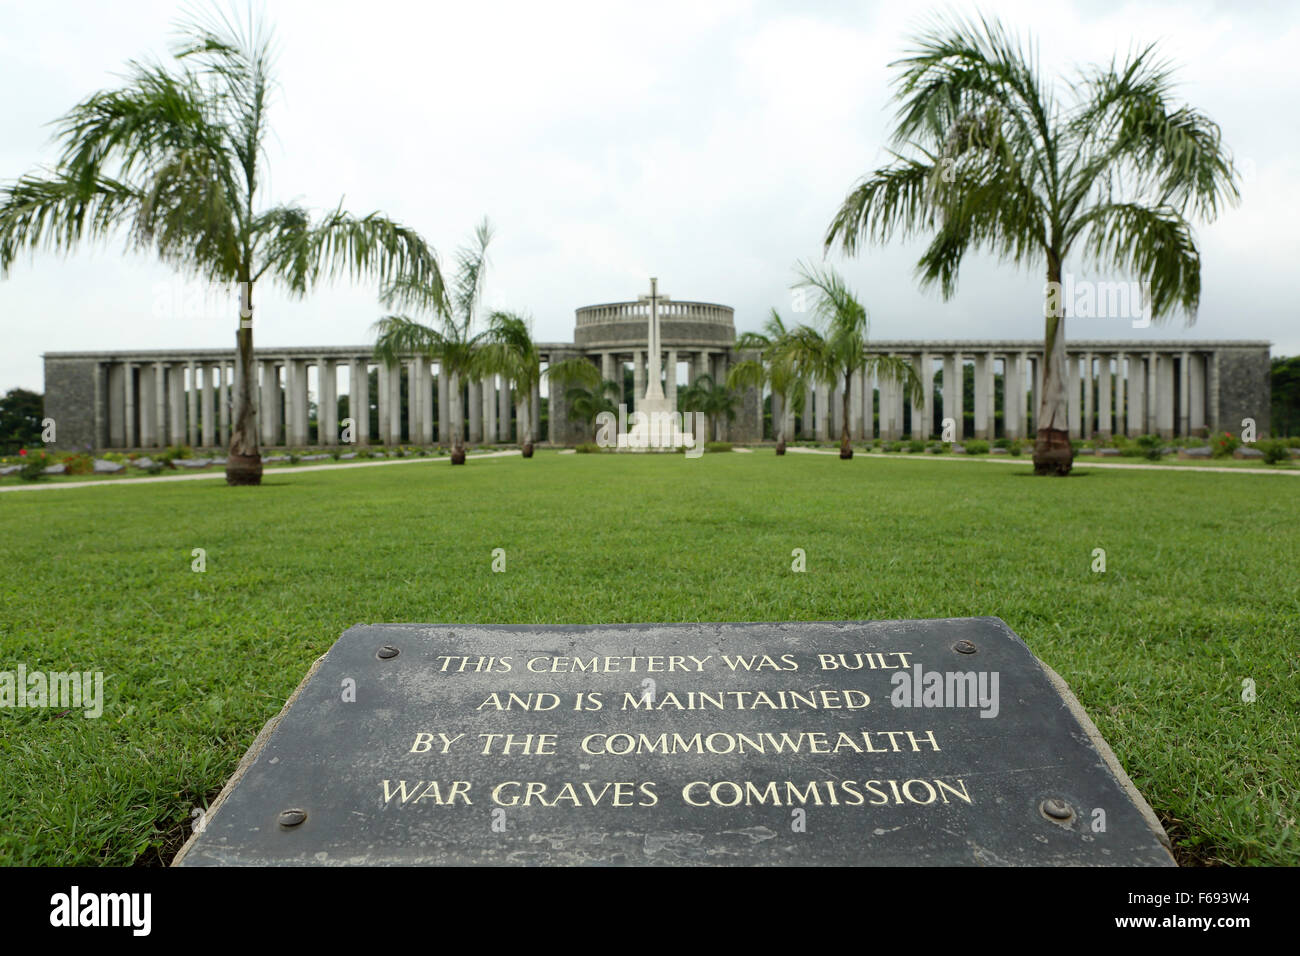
[174,619,1175,866]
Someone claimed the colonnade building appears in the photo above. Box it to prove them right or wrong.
[41,293,1271,450]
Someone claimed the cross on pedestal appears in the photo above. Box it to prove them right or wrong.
[638,277,671,402]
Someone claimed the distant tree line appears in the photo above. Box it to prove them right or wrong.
[0,387,42,454]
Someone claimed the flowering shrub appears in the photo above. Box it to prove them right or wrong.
[57,452,94,475]
[19,450,50,480]
[1210,431,1239,459]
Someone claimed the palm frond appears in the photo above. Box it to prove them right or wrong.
[0,172,142,276]
[1073,202,1200,320]
[371,314,444,365]
[263,204,439,297]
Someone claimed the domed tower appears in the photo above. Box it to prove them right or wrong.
[544,283,762,446]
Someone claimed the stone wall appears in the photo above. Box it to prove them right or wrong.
[1216,346,1271,436]
[42,357,97,451]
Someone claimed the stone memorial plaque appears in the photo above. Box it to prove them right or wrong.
[174,618,1175,866]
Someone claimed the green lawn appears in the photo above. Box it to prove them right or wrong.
[1,451,1295,865]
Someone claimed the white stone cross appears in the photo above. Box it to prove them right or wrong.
[638,277,671,402]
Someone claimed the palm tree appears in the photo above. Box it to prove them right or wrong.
[564,379,622,442]
[780,263,920,459]
[479,311,540,456]
[824,12,1239,475]
[679,373,740,442]
[0,8,437,485]
[373,219,496,464]
[726,309,806,453]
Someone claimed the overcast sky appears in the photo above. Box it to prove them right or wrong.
[2,0,1296,392]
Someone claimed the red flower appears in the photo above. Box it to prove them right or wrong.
[18,448,26,456]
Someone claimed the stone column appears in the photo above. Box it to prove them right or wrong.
[283,360,296,446]
[1066,353,1080,439]
[1097,355,1112,440]
[886,367,903,440]
[467,375,481,444]
[497,375,511,442]
[864,367,876,441]
[156,362,170,447]
[260,361,278,446]
[350,360,369,445]
[1032,354,1043,433]
[438,364,450,444]
[942,354,961,440]
[283,360,298,446]
[221,361,233,446]
[974,352,991,440]
[1157,353,1175,439]
[690,352,709,438]
[201,364,215,447]
[107,363,125,447]
[850,367,864,440]
[1189,353,1206,435]
[1114,353,1126,438]
[916,353,932,439]
[531,381,540,445]
[1146,350,1159,435]
[389,361,403,444]
[1127,355,1145,435]
[320,358,337,445]
[296,359,311,446]
[835,382,848,440]
[137,365,154,448]
[1082,352,1093,440]
[377,363,390,444]
[666,349,677,412]
[1209,349,1221,432]
[124,363,136,448]
[185,361,198,446]
[982,351,993,442]
[601,352,615,386]
[633,351,645,409]
[404,359,420,444]
[483,377,496,445]
[895,364,907,439]
[803,385,815,439]
[1004,355,1021,440]
[1178,350,1191,437]
[1017,351,1030,435]
[448,371,462,446]
[815,382,830,440]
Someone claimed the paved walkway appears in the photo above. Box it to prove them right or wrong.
[0,450,521,494]
[783,445,1298,476]
[5,446,1292,493]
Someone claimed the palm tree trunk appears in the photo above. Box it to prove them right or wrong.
[1033,255,1073,476]
[519,392,533,457]
[449,370,465,463]
[225,287,262,486]
[773,390,786,454]
[840,371,853,458]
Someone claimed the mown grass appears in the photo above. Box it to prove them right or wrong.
[0,451,1295,865]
